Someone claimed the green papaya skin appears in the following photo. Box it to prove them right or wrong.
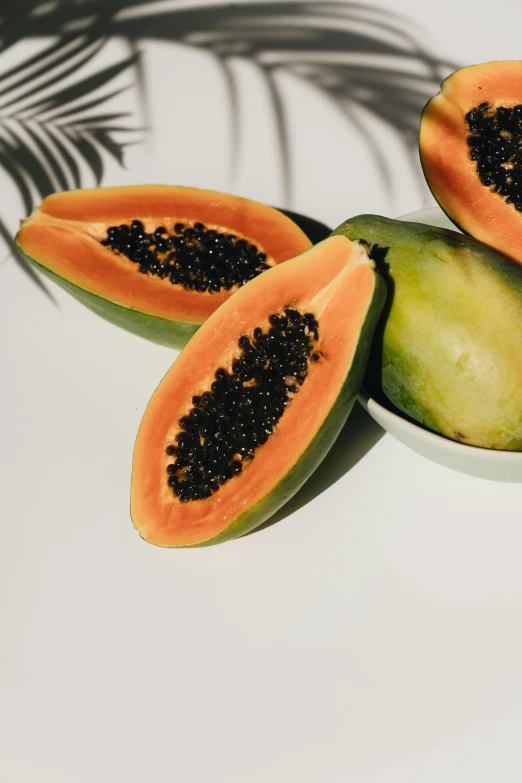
[196,278,386,546]
[16,253,200,348]
[334,215,522,450]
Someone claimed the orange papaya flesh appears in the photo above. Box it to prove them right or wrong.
[15,185,313,348]
[131,235,386,547]
[420,61,522,263]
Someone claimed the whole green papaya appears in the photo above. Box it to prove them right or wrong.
[335,215,522,450]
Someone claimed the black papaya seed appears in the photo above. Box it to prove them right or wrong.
[164,310,319,502]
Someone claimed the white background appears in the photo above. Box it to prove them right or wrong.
[2,1,522,781]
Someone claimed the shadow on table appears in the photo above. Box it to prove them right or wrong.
[247,401,385,536]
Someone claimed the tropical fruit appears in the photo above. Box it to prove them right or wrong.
[420,61,522,263]
[131,234,386,547]
[15,185,315,348]
[336,214,522,450]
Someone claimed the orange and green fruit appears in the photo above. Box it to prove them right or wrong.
[131,234,385,547]
[420,61,522,264]
[15,185,316,348]
[337,214,522,450]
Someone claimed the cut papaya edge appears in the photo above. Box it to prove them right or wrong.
[14,185,316,348]
[130,234,387,548]
[419,61,522,265]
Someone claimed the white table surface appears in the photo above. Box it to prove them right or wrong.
[2,1,522,781]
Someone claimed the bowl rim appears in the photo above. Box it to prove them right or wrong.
[358,389,522,459]
[362,206,522,461]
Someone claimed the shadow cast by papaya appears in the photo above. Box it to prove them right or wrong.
[246,401,384,536]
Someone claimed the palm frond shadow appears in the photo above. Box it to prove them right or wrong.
[0,1,457,299]
[0,33,139,300]
[107,0,456,202]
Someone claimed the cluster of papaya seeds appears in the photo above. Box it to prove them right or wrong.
[130,235,386,546]
[15,186,318,349]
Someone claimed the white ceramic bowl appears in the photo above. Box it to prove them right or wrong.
[359,206,522,482]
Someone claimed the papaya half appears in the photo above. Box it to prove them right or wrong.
[420,61,522,263]
[336,214,522,450]
[131,234,386,547]
[15,186,318,348]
